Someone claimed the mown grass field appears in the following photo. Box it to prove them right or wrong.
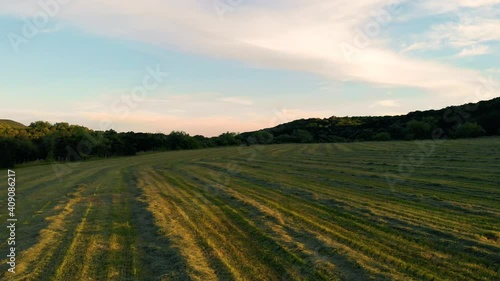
[1,137,499,281]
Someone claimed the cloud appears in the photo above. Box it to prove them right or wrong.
[401,14,500,54]
[417,0,500,14]
[431,18,500,47]
[487,68,500,74]
[1,0,497,98]
[39,26,63,33]
[76,110,264,136]
[143,99,172,103]
[458,45,491,57]
[219,96,254,105]
[370,99,400,107]
[400,41,440,53]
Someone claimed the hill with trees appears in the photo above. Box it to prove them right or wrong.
[242,97,500,143]
[1,97,499,168]
[0,119,27,129]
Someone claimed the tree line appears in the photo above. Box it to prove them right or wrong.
[0,121,243,168]
[1,97,499,168]
[242,97,500,143]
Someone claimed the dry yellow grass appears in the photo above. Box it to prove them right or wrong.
[12,185,87,280]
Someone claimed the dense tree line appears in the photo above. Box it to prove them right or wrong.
[1,97,499,168]
[242,97,500,143]
[0,121,244,168]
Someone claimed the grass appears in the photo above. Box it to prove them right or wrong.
[0,137,499,280]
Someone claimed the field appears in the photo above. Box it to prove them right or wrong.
[0,138,499,281]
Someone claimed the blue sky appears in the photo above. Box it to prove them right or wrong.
[0,0,499,136]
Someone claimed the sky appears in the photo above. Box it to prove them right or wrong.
[0,0,499,136]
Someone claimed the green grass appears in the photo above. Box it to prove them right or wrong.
[0,119,27,129]
[0,138,499,280]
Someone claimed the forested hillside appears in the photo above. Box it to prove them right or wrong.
[243,97,500,143]
[1,97,499,168]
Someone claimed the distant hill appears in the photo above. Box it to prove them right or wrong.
[0,119,27,129]
[241,97,500,143]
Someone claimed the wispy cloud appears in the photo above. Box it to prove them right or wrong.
[370,99,400,108]
[80,110,269,136]
[417,0,500,14]
[432,18,500,47]
[219,96,254,105]
[402,17,500,54]
[400,41,440,53]
[39,25,63,33]
[143,99,172,103]
[458,45,491,57]
[1,0,496,98]
[487,67,500,74]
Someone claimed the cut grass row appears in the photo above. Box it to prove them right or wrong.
[0,137,498,280]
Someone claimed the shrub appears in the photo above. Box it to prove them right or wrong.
[373,132,391,141]
[454,122,485,138]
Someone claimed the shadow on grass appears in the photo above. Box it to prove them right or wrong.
[126,170,192,281]
[283,226,384,281]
